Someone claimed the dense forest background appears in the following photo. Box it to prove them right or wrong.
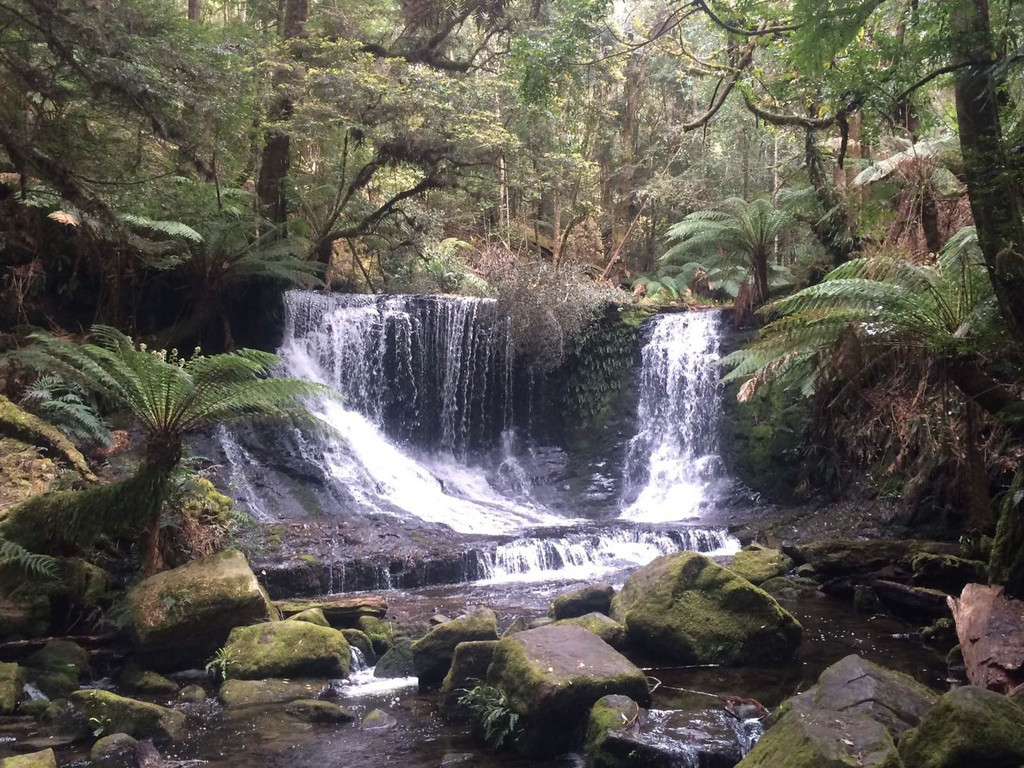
[1,0,1023,578]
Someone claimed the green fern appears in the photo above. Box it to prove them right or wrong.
[20,375,111,447]
[121,213,203,243]
[458,684,520,749]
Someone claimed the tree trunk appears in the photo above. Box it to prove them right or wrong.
[962,402,992,532]
[805,128,857,267]
[187,0,202,21]
[949,0,1024,344]
[948,583,1024,693]
[752,248,770,306]
[921,188,943,253]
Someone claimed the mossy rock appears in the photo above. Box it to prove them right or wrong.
[127,550,275,671]
[784,540,952,578]
[217,678,328,709]
[374,638,414,679]
[58,557,108,606]
[284,699,354,724]
[357,616,395,656]
[0,394,95,481]
[0,749,57,768]
[502,617,527,637]
[361,708,397,730]
[549,584,614,619]
[223,620,351,680]
[286,607,329,627]
[486,624,650,757]
[70,689,185,741]
[119,663,178,695]
[341,629,375,665]
[411,608,498,688]
[90,732,138,762]
[26,639,88,698]
[898,686,1024,768]
[611,552,802,665]
[177,684,206,704]
[585,694,640,764]
[552,613,627,649]
[439,640,497,716]
[729,546,794,585]
[760,576,819,602]
[0,662,22,715]
[0,594,50,641]
[910,553,988,593]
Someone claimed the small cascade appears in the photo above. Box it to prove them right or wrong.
[621,312,725,523]
[350,646,369,674]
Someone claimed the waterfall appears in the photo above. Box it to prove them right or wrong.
[621,311,724,523]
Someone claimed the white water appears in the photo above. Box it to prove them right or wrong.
[621,312,725,523]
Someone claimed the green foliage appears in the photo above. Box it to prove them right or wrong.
[20,376,110,448]
[458,684,520,749]
[205,647,234,682]
[990,469,1024,596]
[0,537,59,583]
[561,308,638,424]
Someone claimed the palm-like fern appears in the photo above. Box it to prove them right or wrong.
[662,197,794,306]
[722,226,997,401]
[11,326,333,570]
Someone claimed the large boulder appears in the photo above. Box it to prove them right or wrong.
[26,639,89,699]
[90,733,138,763]
[218,678,328,709]
[784,540,953,578]
[911,553,987,593]
[550,584,615,619]
[119,663,179,695]
[286,607,329,626]
[276,595,387,627]
[737,655,937,768]
[341,629,375,665]
[126,550,275,671]
[486,624,650,757]
[760,576,819,602]
[898,686,1024,768]
[0,750,57,768]
[374,638,414,679]
[553,613,627,649]
[729,546,794,585]
[0,662,22,715]
[412,608,498,687]
[69,690,185,741]
[611,552,802,665]
[439,640,497,715]
[223,620,351,680]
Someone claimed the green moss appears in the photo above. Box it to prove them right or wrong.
[90,733,138,762]
[552,613,627,649]
[0,395,94,481]
[217,678,327,709]
[0,748,57,768]
[69,689,185,741]
[613,552,802,665]
[439,640,497,714]
[898,686,1024,768]
[284,698,354,723]
[549,584,614,619]
[297,554,318,565]
[0,662,22,714]
[730,547,794,585]
[341,628,375,661]
[411,608,498,686]
[585,694,639,765]
[287,607,330,626]
[358,615,396,655]
[223,620,351,680]
[119,663,178,694]
[374,638,414,679]
[28,639,88,678]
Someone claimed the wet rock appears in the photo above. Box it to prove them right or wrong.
[412,608,498,688]
[528,617,554,629]
[552,613,627,650]
[586,694,639,760]
[373,638,414,679]
[70,690,185,741]
[430,614,451,625]
[285,607,330,626]
[502,617,527,636]
[90,732,138,763]
[360,708,397,731]
[911,553,987,593]
[277,596,387,628]
[486,624,650,757]
[284,699,354,724]
[871,580,951,621]
[357,616,395,656]
[729,546,794,585]
[439,641,497,716]
[549,584,614,619]
[127,550,275,671]
[898,686,1024,768]
[19,699,49,718]
[0,662,22,714]
[217,678,329,709]
[224,620,351,680]
[921,618,957,649]
[854,584,883,613]
[59,557,108,607]
[737,654,936,768]
[0,749,56,768]
[795,564,816,578]
[759,576,818,602]
[119,664,178,695]
[783,539,953,578]
[10,735,78,753]
[611,552,802,665]
[439,753,476,767]
[25,640,89,699]
[341,629,376,665]
[176,685,206,704]
[0,595,50,641]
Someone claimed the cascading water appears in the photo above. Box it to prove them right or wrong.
[621,311,725,523]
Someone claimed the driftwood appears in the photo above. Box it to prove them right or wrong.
[948,583,1024,693]
[274,595,387,627]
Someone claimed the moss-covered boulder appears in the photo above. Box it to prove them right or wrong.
[911,553,988,593]
[284,699,354,724]
[223,620,351,680]
[341,629,375,665]
[361,708,397,730]
[0,662,22,715]
[439,640,497,716]
[374,638,414,679]
[898,686,1024,768]
[412,608,498,687]
[59,557,108,606]
[177,684,206,704]
[119,663,179,695]
[127,550,275,671]
[553,613,627,649]
[760,576,819,602]
[70,690,185,741]
[286,607,329,627]
[611,552,802,665]
[550,584,615,619]
[90,732,138,763]
[276,595,387,628]
[486,624,650,757]
[0,749,57,768]
[784,540,953,578]
[357,616,395,656]
[26,639,89,699]
[217,678,328,709]
[730,546,794,585]
[585,694,640,764]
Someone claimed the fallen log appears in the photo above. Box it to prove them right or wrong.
[871,579,952,621]
[948,583,1024,694]
[0,633,125,661]
[274,595,387,627]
